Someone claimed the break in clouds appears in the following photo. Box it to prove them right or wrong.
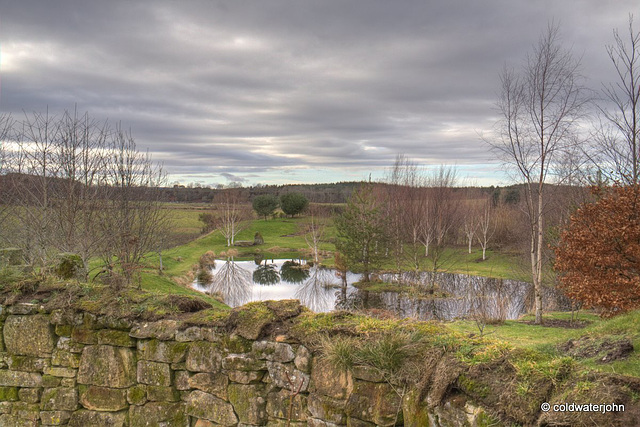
[0,0,637,185]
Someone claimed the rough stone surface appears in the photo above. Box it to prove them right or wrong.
[129,320,179,340]
[228,383,268,425]
[6,355,50,372]
[267,361,310,392]
[40,387,78,411]
[222,354,267,371]
[228,370,264,384]
[266,388,308,422]
[0,370,42,387]
[294,345,312,373]
[40,410,72,425]
[186,341,222,373]
[4,315,55,356]
[97,329,136,347]
[137,360,172,386]
[308,393,347,425]
[187,373,228,399]
[68,409,127,427]
[311,359,352,399]
[138,339,188,363]
[253,341,295,362]
[185,390,238,426]
[76,345,136,388]
[79,385,127,411]
[129,401,188,426]
[345,380,402,426]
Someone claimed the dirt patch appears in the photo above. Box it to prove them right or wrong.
[521,318,591,329]
[559,336,634,363]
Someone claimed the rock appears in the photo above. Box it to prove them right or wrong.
[40,387,78,411]
[130,320,179,340]
[40,410,72,425]
[97,329,136,347]
[254,232,264,245]
[175,327,203,342]
[44,367,77,378]
[0,387,18,401]
[6,355,50,372]
[267,361,310,392]
[174,370,191,390]
[130,402,188,426]
[70,328,98,345]
[294,345,312,373]
[345,380,402,426]
[187,373,228,399]
[228,370,265,384]
[137,360,172,386]
[185,390,238,426]
[253,341,295,362]
[186,341,223,373]
[76,345,136,388]
[51,349,81,368]
[4,315,55,356]
[310,358,353,399]
[266,388,308,421]
[68,409,127,427]
[351,365,385,383]
[18,388,41,403]
[79,385,127,411]
[222,354,267,371]
[126,385,147,406]
[308,418,343,427]
[138,339,188,363]
[0,370,42,387]
[308,393,347,425]
[228,383,268,425]
[146,385,180,402]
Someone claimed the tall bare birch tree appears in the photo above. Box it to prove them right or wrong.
[490,24,588,324]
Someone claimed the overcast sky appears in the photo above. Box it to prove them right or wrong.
[1,1,637,186]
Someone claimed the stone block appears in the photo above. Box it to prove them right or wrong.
[253,341,295,362]
[126,385,147,406]
[130,402,188,426]
[294,345,312,373]
[345,380,402,426]
[308,393,347,425]
[40,387,78,411]
[174,370,190,390]
[17,387,41,403]
[175,326,202,342]
[0,387,18,401]
[77,345,136,388]
[310,358,353,400]
[70,328,98,345]
[44,367,77,378]
[137,360,172,386]
[228,383,268,425]
[185,390,238,426]
[97,329,136,347]
[51,349,81,368]
[0,370,42,388]
[187,373,228,399]
[68,409,127,427]
[222,354,267,371]
[3,315,55,356]
[138,339,188,363]
[146,385,180,402]
[228,370,265,384]
[186,341,222,373]
[266,388,308,422]
[129,320,179,340]
[40,410,72,425]
[79,385,128,411]
[267,361,310,392]
[6,355,49,372]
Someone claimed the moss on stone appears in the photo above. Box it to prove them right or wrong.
[0,387,18,401]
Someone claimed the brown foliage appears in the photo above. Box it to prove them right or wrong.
[555,185,640,316]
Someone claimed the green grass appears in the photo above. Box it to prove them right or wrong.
[446,310,640,378]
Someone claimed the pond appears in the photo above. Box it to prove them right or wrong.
[192,259,567,321]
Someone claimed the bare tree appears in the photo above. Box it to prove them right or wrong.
[303,204,327,264]
[475,198,496,261]
[596,14,640,185]
[218,188,249,247]
[0,114,15,243]
[489,24,588,323]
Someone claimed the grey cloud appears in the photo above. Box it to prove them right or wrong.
[1,0,637,184]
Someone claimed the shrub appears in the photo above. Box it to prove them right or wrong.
[279,192,309,216]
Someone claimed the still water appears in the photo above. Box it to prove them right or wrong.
[192,259,564,321]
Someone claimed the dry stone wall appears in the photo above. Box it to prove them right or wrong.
[0,303,490,426]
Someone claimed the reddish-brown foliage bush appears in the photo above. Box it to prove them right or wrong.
[555,186,640,317]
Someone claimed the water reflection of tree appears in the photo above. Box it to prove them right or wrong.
[253,261,280,285]
[280,261,310,284]
[207,258,252,307]
[295,267,336,312]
